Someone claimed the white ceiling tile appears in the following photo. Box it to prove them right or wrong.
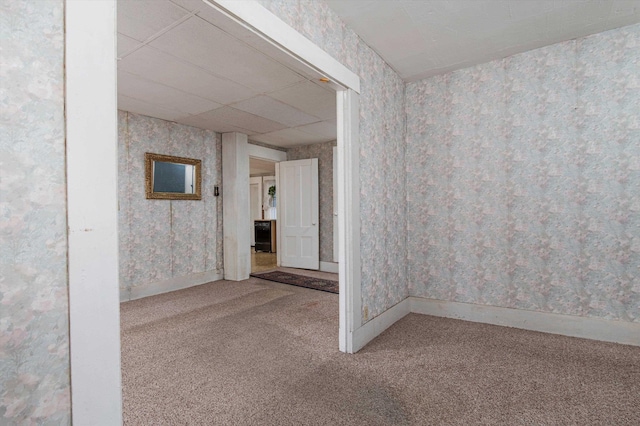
[507,1,556,20]
[174,114,253,134]
[176,107,286,135]
[149,16,305,92]
[294,120,337,140]
[251,128,333,147]
[118,46,257,104]
[117,0,189,42]
[168,0,201,13]
[118,71,222,115]
[117,33,141,57]
[231,96,319,128]
[118,94,189,122]
[267,81,336,121]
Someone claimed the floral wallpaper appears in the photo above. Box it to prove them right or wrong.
[118,111,223,300]
[287,141,337,263]
[258,0,409,322]
[0,0,71,423]
[406,24,640,323]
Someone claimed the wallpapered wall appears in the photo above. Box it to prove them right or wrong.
[258,0,408,321]
[406,24,640,323]
[0,0,71,422]
[287,141,337,263]
[118,111,223,300]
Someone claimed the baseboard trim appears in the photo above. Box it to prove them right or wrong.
[409,297,640,347]
[122,269,224,302]
[319,261,339,274]
[351,298,411,353]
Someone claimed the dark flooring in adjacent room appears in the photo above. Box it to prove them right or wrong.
[120,279,640,425]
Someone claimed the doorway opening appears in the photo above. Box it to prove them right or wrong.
[250,156,278,273]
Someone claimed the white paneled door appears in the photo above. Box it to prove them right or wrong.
[277,159,319,270]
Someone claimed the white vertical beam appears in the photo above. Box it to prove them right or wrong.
[338,89,361,353]
[333,146,339,263]
[66,0,122,423]
[222,132,251,280]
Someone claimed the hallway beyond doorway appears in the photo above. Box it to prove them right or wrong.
[251,247,277,273]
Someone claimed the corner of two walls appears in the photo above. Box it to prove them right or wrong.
[404,24,640,327]
[118,111,224,301]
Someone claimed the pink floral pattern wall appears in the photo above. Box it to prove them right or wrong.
[118,111,223,300]
[258,0,409,321]
[406,24,640,322]
[0,0,71,422]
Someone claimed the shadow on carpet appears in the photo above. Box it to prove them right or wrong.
[250,271,338,294]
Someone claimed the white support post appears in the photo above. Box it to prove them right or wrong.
[338,89,361,353]
[222,132,251,281]
[66,0,122,423]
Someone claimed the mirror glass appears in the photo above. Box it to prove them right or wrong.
[153,161,195,194]
[145,153,202,200]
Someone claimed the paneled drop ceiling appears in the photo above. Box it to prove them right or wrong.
[325,0,640,82]
[117,0,337,148]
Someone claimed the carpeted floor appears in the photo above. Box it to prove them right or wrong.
[121,278,640,425]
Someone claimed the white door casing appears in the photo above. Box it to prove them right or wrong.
[333,146,339,263]
[249,176,262,246]
[277,159,320,270]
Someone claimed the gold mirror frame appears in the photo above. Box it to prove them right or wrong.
[145,152,202,200]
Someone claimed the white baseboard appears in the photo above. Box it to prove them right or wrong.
[409,297,640,347]
[319,261,339,274]
[122,269,224,302]
[351,298,411,353]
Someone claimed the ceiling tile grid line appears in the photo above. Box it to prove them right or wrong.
[119,42,334,114]
[118,1,326,98]
[117,10,198,59]
[146,15,310,93]
[118,45,259,105]
[117,0,338,145]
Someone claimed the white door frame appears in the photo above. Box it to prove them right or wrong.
[66,0,361,421]
[66,0,122,423]
[333,146,339,263]
[249,176,263,245]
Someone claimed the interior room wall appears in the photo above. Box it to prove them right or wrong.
[0,0,71,422]
[406,24,640,324]
[259,0,409,323]
[287,141,337,263]
[118,111,223,300]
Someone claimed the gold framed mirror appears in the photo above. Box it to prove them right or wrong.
[145,153,202,200]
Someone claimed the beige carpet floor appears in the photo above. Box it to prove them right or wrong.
[121,278,640,425]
